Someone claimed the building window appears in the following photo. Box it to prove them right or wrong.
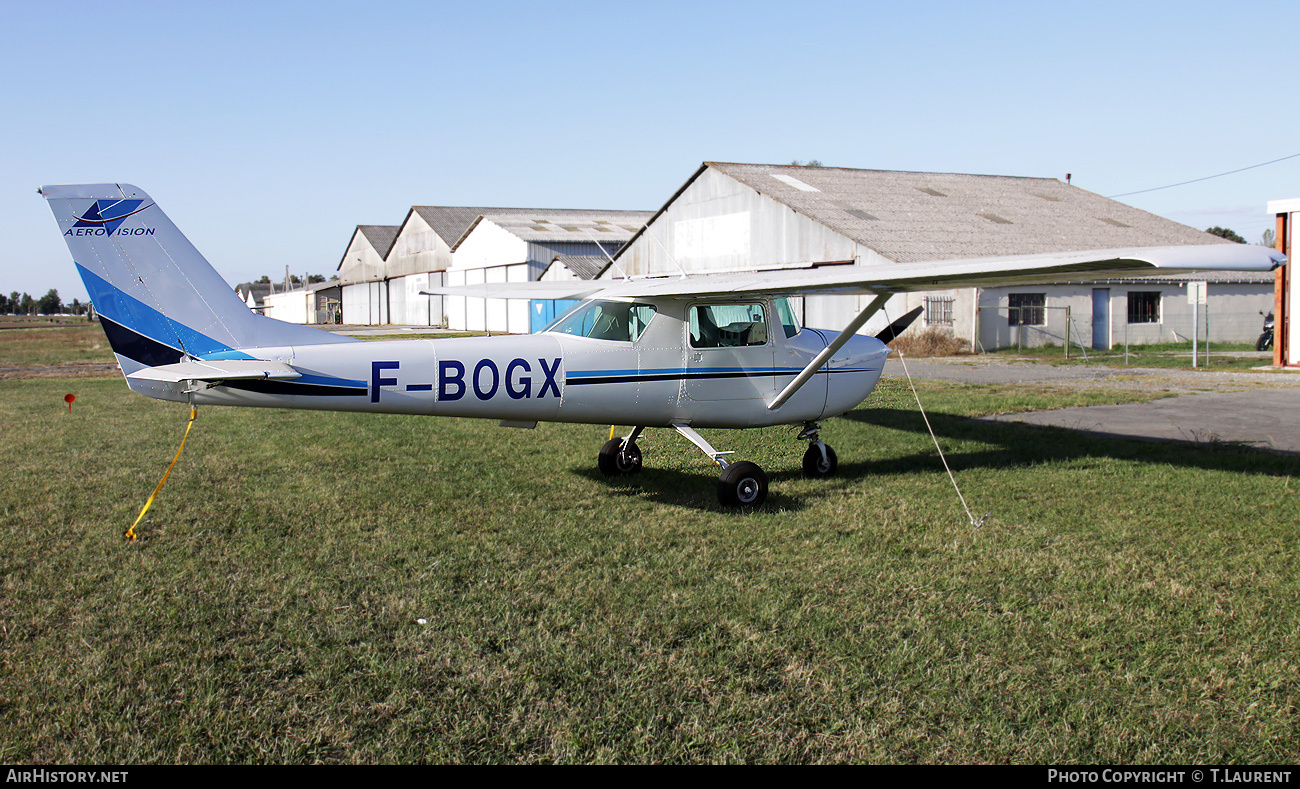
[1127,291,1161,324]
[925,296,954,326]
[1007,293,1045,326]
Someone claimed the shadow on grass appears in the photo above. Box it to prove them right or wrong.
[562,406,1299,513]
[570,465,812,513]
[844,407,1300,478]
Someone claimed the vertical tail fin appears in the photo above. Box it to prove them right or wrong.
[40,183,353,374]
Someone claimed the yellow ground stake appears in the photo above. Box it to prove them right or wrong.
[125,405,198,542]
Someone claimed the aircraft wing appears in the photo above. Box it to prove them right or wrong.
[420,281,607,301]
[421,244,1285,300]
[126,359,302,384]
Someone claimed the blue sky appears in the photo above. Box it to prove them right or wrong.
[4,0,1298,303]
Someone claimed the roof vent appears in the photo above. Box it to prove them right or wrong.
[844,209,878,221]
[1098,217,1132,228]
[979,212,1013,225]
[918,187,947,197]
[1032,192,1064,202]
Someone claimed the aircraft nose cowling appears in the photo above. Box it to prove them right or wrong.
[822,333,889,418]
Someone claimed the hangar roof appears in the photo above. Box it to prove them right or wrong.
[412,207,650,250]
[549,255,610,280]
[357,225,399,258]
[622,162,1232,265]
[451,209,652,250]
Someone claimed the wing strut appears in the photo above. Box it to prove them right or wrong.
[767,292,892,411]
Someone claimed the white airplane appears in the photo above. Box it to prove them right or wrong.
[41,183,1286,507]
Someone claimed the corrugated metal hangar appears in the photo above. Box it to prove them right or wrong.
[315,162,1273,351]
[608,162,1272,349]
[336,206,651,332]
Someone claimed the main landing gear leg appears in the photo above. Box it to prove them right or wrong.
[797,421,838,478]
[598,426,644,476]
[672,424,768,507]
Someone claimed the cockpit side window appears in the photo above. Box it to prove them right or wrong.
[545,300,657,342]
[689,303,768,348]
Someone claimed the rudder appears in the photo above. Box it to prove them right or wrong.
[40,183,353,375]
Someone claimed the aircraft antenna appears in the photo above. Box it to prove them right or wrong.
[583,230,629,280]
[645,229,690,279]
[883,305,989,528]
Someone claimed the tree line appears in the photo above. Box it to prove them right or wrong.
[5,271,337,317]
[1,289,88,316]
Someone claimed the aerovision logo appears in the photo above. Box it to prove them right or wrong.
[64,199,155,237]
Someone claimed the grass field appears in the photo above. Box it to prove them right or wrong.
[987,341,1274,372]
[0,322,112,366]
[3,353,1299,763]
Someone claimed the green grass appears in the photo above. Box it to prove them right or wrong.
[987,342,1273,372]
[2,376,1298,763]
[0,323,115,366]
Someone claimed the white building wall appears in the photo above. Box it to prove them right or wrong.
[343,281,388,325]
[338,232,386,283]
[612,167,897,335]
[389,213,454,278]
[446,220,534,332]
[451,220,529,271]
[387,272,444,326]
[262,289,312,324]
[507,263,530,333]
[974,282,1272,351]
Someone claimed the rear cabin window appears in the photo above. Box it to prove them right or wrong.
[690,303,768,348]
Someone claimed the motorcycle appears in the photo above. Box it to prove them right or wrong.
[1257,311,1275,352]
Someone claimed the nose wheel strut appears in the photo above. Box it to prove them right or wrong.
[798,422,838,478]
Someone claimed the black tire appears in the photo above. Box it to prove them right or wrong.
[802,443,838,478]
[598,438,642,476]
[717,461,767,507]
[1257,334,1272,352]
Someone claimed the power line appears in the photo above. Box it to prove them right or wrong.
[1107,153,1300,198]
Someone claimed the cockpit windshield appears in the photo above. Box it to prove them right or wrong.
[544,300,658,342]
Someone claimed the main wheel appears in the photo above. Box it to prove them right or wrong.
[717,461,768,507]
[598,438,642,476]
[802,442,838,478]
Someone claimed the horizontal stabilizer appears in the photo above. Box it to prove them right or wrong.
[126,359,302,384]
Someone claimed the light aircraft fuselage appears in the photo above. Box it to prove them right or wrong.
[133,300,886,430]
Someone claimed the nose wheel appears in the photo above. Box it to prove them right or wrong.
[802,441,838,477]
[798,422,838,478]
